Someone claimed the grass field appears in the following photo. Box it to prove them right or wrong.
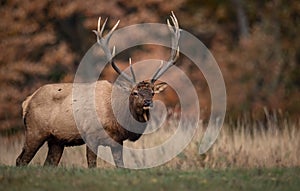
[0,166,299,191]
[0,116,299,190]
[1,117,299,169]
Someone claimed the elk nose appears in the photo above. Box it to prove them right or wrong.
[144,100,153,107]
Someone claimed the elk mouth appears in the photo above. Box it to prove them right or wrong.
[143,106,151,110]
[143,101,153,111]
[142,104,152,121]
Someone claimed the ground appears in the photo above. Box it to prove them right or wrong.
[0,166,299,191]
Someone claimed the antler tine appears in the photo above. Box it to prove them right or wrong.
[106,19,120,43]
[151,12,180,83]
[129,58,136,83]
[97,17,101,33]
[100,17,108,36]
[170,11,179,29]
[166,19,173,33]
[93,17,134,83]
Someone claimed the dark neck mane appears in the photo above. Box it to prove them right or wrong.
[111,87,148,142]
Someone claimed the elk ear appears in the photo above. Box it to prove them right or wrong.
[154,82,168,94]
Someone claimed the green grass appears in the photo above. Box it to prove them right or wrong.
[0,166,299,191]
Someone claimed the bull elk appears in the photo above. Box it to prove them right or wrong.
[16,12,180,168]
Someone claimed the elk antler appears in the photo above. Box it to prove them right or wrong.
[151,12,180,83]
[93,17,136,83]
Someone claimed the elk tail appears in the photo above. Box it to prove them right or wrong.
[22,96,31,128]
[22,88,40,128]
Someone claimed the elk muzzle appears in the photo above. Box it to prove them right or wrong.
[143,99,153,110]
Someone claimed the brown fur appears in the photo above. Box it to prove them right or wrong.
[16,80,167,167]
[16,13,179,168]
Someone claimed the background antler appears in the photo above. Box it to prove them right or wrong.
[151,12,180,83]
[93,17,135,83]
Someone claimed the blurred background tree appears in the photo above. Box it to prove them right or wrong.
[0,0,299,133]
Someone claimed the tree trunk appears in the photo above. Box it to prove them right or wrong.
[231,0,249,38]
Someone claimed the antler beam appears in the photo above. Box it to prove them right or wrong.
[151,11,180,83]
[93,17,135,83]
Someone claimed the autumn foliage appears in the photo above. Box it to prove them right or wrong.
[0,0,299,132]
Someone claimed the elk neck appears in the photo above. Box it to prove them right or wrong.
[128,97,150,123]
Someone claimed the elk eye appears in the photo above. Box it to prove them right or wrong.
[133,91,138,96]
[152,92,155,96]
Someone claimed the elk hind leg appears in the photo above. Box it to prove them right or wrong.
[16,136,47,166]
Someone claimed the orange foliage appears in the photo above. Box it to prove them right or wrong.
[0,0,299,131]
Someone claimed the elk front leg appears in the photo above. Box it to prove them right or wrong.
[86,145,97,168]
[111,143,124,168]
[44,140,64,166]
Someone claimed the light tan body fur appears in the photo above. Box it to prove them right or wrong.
[17,81,143,167]
[16,12,179,168]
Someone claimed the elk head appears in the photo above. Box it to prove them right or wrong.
[128,81,167,122]
[93,12,180,122]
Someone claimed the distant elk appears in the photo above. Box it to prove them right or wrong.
[16,12,180,168]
